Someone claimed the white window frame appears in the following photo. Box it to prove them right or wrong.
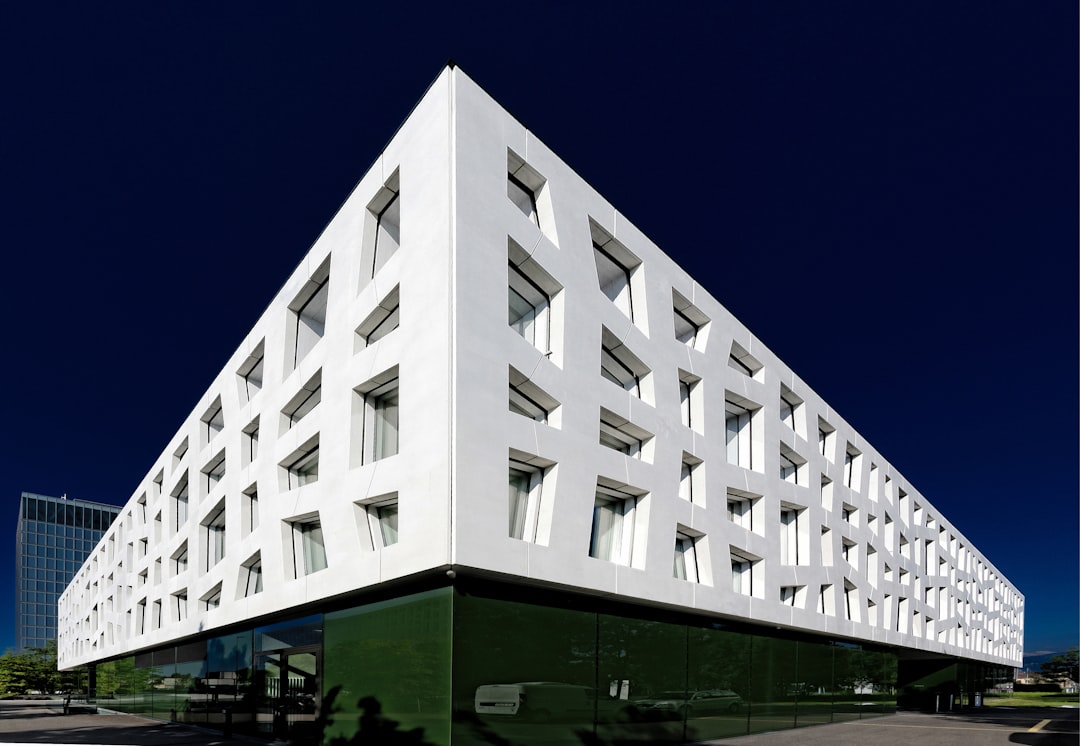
[589,484,638,566]
[673,531,699,582]
[240,554,263,597]
[364,379,399,462]
[509,263,550,352]
[202,503,226,571]
[283,439,320,489]
[725,399,755,469]
[290,517,328,577]
[508,462,544,542]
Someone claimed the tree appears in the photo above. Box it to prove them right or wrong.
[0,641,62,695]
[1039,648,1079,683]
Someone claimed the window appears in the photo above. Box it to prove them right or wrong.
[172,438,189,469]
[589,480,641,565]
[509,453,550,542]
[172,590,188,623]
[365,171,401,279]
[201,450,226,493]
[672,289,710,350]
[240,554,263,598]
[779,384,804,435]
[509,264,550,351]
[242,485,259,536]
[819,584,834,615]
[727,489,757,531]
[590,219,641,322]
[780,504,805,565]
[237,342,265,404]
[200,584,222,612]
[357,492,400,550]
[673,530,701,582]
[509,367,559,424]
[728,341,762,379]
[600,329,649,399]
[289,260,330,368]
[779,443,805,485]
[679,453,702,504]
[725,395,758,470]
[730,550,755,596]
[356,285,400,350]
[201,502,226,571]
[507,150,556,243]
[780,585,805,607]
[281,371,322,431]
[678,370,701,431]
[171,542,188,576]
[816,419,835,461]
[599,408,652,460]
[201,398,224,446]
[844,443,861,489]
[170,474,189,533]
[290,517,328,577]
[282,437,320,489]
[842,539,857,569]
[242,418,259,467]
[821,526,834,566]
[367,378,399,461]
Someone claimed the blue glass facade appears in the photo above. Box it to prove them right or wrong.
[15,492,120,651]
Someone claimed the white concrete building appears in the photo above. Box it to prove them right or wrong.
[59,66,1023,744]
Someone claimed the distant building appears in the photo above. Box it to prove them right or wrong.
[58,66,1023,743]
[16,492,119,651]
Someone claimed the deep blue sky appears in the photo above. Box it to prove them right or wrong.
[1,3,1075,657]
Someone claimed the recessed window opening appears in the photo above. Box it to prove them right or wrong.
[200,583,222,612]
[171,542,188,576]
[730,549,756,596]
[779,384,804,436]
[508,367,559,425]
[600,329,648,398]
[672,289,710,350]
[282,371,322,431]
[678,370,701,431]
[779,443,806,485]
[819,584,834,615]
[780,585,805,607]
[172,590,188,623]
[372,193,400,275]
[201,398,224,446]
[242,484,259,536]
[289,261,330,368]
[509,263,551,351]
[237,343,265,404]
[172,438,189,469]
[242,418,259,467]
[506,150,546,227]
[365,378,399,461]
[590,480,642,565]
[201,502,226,571]
[509,452,551,542]
[290,516,327,577]
[673,529,701,582]
[356,286,400,350]
[170,474,189,533]
[282,437,319,489]
[725,395,758,470]
[679,453,702,504]
[590,220,641,322]
[818,418,835,460]
[201,450,226,493]
[240,553,263,597]
[844,443,862,489]
[728,341,763,379]
[727,488,758,532]
[599,408,652,460]
[780,504,805,565]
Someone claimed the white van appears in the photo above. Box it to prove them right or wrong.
[474,682,594,721]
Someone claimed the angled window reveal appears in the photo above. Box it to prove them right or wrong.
[590,219,642,323]
[240,553,263,598]
[170,473,189,533]
[509,366,560,425]
[200,500,226,571]
[672,289,710,350]
[779,502,808,566]
[241,483,259,536]
[365,170,401,280]
[728,341,763,380]
[289,259,331,369]
[242,418,259,468]
[779,384,805,437]
[599,408,653,461]
[679,452,703,505]
[237,341,265,405]
[678,370,702,432]
[818,417,835,460]
[356,492,400,550]
[354,367,399,463]
[600,328,650,400]
[673,527,703,583]
[288,514,327,578]
[508,238,562,356]
[590,478,644,566]
[281,370,322,433]
[779,443,806,485]
[281,435,320,490]
[730,549,758,596]
[201,397,224,447]
[356,285,400,351]
[727,488,759,532]
[725,393,760,471]
[508,450,554,543]
[200,449,226,493]
[507,150,557,244]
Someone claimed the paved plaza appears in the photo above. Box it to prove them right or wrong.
[0,699,1073,746]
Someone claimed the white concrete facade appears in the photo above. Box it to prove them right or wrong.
[59,66,1023,671]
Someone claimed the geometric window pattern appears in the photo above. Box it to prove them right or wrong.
[58,72,1022,671]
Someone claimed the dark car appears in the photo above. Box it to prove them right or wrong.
[632,689,743,718]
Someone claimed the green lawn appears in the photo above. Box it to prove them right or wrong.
[982,691,1079,707]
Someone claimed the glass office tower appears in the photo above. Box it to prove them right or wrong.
[16,492,120,651]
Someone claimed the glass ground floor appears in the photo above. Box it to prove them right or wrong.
[82,577,1008,745]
